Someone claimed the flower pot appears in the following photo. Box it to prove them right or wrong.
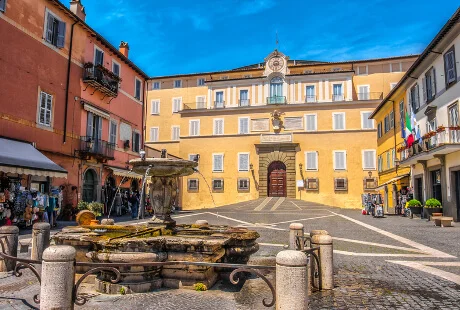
[408,206,422,215]
[423,207,442,219]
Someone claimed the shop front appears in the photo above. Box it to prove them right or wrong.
[375,174,410,214]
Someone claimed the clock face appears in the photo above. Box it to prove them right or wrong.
[268,57,284,71]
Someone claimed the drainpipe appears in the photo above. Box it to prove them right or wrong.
[142,80,147,151]
[63,21,78,144]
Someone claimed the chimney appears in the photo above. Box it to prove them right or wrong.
[70,0,86,21]
[119,41,129,58]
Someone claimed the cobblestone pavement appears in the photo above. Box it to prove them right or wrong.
[1,198,460,309]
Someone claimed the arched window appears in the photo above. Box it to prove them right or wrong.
[269,77,284,103]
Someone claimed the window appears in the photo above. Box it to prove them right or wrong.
[151,100,160,115]
[306,85,315,102]
[332,84,343,101]
[172,97,182,113]
[333,151,346,170]
[423,67,437,102]
[212,178,224,191]
[377,122,382,138]
[196,96,206,109]
[362,150,376,170]
[358,85,370,100]
[152,82,160,90]
[132,132,140,153]
[134,78,142,100]
[306,178,319,191]
[361,112,374,129]
[44,10,66,48]
[392,149,396,167]
[304,114,317,131]
[334,178,348,191]
[109,120,117,145]
[149,127,159,142]
[240,90,249,106]
[171,126,180,141]
[94,47,104,66]
[220,76,229,80]
[390,82,397,90]
[213,118,224,135]
[38,91,53,127]
[409,84,420,111]
[357,65,368,75]
[305,151,318,171]
[215,91,224,108]
[0,0,6,12]
[389,111,394,129]
[187,179,199,191]
[332,112,345,130]
[384,115,390,133]
[238,153,249,172]
[237,178,250,191]
[390,62,402,73]
[212,154,224,172]
[378,155,383,172]
[174,80,182,88]
[444,46,457,87]
[189,120,200,136]
[269,77,283,99]
[448,103,459,142]
[239,117,250,134]
[86,112,101,139]
[386,151,391,169]
[399,100,405,127]
[197,78,205,86]
[426,118,437,133]
[112,60,120,77]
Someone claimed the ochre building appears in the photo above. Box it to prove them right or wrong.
[145,50,417,210]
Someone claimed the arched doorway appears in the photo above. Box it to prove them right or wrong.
[82,169,97,202]
[268,161,286,197]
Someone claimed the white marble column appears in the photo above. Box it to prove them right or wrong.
[319,80,323,102]
[325,80,330,102]
[346,77,352,101]
[207,87,212,109]
[226,86,231,107]
[251,84,256,106]
[232,85,237,107]
[297,81,302,103]
[258,83,262,105]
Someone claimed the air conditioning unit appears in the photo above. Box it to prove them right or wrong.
[123,140,130,148]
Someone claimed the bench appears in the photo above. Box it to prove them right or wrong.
[430,213,443,221]
[433,217,454,227]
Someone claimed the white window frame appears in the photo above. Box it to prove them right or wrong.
[189,119,200,136]
[197,78,205,86]
[134,77,142,101]
[305,151,318,171]
[333,150,347,170]
[174,80,182,88]
[150,99,160,115]
[357,84,370,100]
[109,119,118,145]
[362,149,376,170]
[332,83,344,101]
[304,113,317,131]
[187,178,199,191]
[238,152,250,172]
[212,178,224,191]
[357,65,368,76]
[390,62,402,73]
[238,117,250,134]
[212,153,224,172]
[196,95,207,109]
[305,84,316,102]
[152,81,161,90]
[360,111,374,129]
[213,118,224,136]
[37,90,53,127]
[172,97,182,113]
[171,126,180,141]
[112,59,121,77]
[332,112,346,130]
[149,127,159,142]
[237,178,250,191]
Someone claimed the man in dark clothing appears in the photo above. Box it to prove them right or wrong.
[130,191,139,219]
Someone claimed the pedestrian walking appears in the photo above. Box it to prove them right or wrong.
[115,192,122,216]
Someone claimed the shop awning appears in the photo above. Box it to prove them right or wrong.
[375,174,410,190]
[109,167,143,180]
[0,138,67,178]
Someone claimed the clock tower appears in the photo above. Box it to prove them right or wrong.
[263,49,290,77]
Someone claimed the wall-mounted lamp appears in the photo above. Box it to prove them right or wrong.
[368,171,372,178]
[194,154,200,162]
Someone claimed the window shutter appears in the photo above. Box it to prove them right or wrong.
[422,77,427,103]
[445,52,456,84]
[0,0,6,12]
[97,117,102,140]
[46,13,54,43]
[239,154,249,171]
[56,21,66,48]
[39,92,46,124]
[306,115,316,131]
[86,112,93,137]
[416,85,420,108]
[432,68,436,95]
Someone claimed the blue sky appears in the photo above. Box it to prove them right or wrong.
[66,0,459,77]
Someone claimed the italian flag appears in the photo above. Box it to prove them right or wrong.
[405,111,414,147]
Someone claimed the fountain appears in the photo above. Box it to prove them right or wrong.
[53,151,260,294]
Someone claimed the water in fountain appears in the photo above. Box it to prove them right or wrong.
[194,168,217,209]
[137,165,152,221]
[107,169,133,219]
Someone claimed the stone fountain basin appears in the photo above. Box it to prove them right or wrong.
[129,158,197,177]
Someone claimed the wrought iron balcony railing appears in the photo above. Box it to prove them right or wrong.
[357,92,383,100]
[214,101,225,109]
[239,99,250,107]
[78,136,115,161]
[267,96,287,105]
[305,95,317,103]
[83,63,119,98]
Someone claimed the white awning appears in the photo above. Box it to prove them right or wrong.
[375,174,410,190]
[83,102,110,119]
[0,138,67,178]
[109,167,143,180]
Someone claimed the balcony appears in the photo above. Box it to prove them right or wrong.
[77,136,115,162]
[398,127,460,166]
[332,94,344,101]
[267,96,287,105]
[214,101,225,109]
[357,92,383,101]
[305,95,317,103]
[83,63,120,98]
[239,99,250,107]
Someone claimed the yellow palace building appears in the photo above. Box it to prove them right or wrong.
[145,50,417,210]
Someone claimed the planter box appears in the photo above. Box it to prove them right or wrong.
[409,206,422,215]
[424,207,442,219]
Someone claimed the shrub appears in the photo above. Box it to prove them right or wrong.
[194,282,207,291]
[425,198,442,208]
[77,201,89,211]
[77,201,103,217]
[407,199,421,207]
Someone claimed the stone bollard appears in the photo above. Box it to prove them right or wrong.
[195,220,209,227]
[276,250,308,310]
[289,223,304,250]
[31,222,50,261]
[0,226,19,272]
[310,229,329,238]
[101,218,115,225]
[311,234,334,290]
[40,246,76,310]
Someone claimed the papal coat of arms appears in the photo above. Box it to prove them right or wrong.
[271,110,284,132]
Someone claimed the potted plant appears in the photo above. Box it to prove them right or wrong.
[406,199,422,216]
[423,198,442,219]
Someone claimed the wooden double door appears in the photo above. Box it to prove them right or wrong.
[268,161,287,197]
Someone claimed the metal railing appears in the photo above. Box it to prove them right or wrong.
[305,95,317,103]
[357,92,383,100]
[79,136,115,159]
[294,235,322,291]
[239,99,250,107]
[267,96,286,104]
[83,65,119,97]
[214,101,225,109]
[332,94,344,101]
